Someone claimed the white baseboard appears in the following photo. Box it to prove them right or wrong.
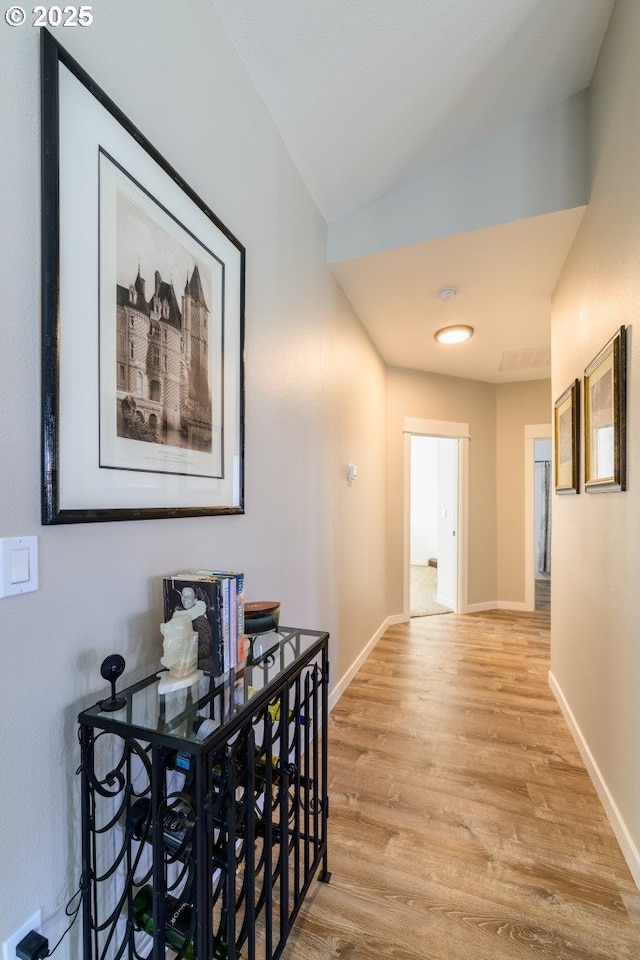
[328,616,399,712]
[496,600,529,612]
[387,613,409,625]
[465,600,529,613]
[549,670,640,890]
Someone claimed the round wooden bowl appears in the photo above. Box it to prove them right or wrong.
[244,600,280,635]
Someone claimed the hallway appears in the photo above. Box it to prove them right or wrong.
[282,609,640,959]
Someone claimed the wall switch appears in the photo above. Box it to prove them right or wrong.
[0,537,38,598]
[11,548,30,583]
[2,910,41,960]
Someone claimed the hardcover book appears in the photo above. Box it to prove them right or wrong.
[163,575,224,676]
[196,570,247,668]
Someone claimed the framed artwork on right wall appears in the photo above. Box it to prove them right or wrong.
[584,325,627,493]
[554,378,580,494]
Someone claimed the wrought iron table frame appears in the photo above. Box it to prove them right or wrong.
[78,627,330,960]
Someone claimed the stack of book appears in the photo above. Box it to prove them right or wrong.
[163,570,247,678]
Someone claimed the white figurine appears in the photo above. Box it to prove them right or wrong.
[158,609,203,693]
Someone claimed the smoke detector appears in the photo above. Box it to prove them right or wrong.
[437,287,457,302]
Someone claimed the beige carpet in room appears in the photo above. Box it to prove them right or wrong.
[410,564,452,617]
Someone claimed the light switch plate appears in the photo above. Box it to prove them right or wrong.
[0,536,38,597]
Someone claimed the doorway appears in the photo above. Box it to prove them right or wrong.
[409,436,457,616]
[403,417,469,618]
[524,424,552,611]
[534,438,552,611]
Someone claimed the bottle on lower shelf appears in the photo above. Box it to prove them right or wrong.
[128,795,195,859]
[254,753,313,789]
[131,886,243,960]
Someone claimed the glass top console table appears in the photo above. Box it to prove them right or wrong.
[78,627,330,960]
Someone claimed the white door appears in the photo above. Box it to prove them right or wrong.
[404,417,469,618]
[436,438,458,609]
[409,435,459,613]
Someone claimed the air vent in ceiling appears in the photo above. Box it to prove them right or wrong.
[499,347,551,372]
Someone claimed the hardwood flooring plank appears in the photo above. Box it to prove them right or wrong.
[277,610,640,960]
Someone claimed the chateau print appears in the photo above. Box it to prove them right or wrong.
[116,262,213,452]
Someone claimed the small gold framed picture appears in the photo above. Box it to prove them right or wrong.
[554,379,580,494]
[584,326,627,493]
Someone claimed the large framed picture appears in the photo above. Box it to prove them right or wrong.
[584,326,627,493]
[41,31,245,523]
[553,379,580,494]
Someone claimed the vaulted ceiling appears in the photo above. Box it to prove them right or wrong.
[210,0,616,382]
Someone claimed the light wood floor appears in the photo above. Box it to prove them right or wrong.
[282,609,640,960]
[536,578,550,611]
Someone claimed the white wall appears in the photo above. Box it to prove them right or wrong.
[495,380,551,605]
[328,92,589,263]
[0,2,388,951]
[550,0,640,886]
[387,369,498,611]
[410,436,439,564]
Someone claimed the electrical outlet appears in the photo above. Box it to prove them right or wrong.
[2,912,41,960]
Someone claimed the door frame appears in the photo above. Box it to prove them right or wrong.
[524,423,552,611]
[403,417,470,617]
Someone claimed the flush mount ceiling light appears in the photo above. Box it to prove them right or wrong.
[434,286,473,344]
[434,324,474,345]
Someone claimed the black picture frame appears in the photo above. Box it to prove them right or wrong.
[41,30,245,524]
[584,326,627,493]
[553,379,580,494]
